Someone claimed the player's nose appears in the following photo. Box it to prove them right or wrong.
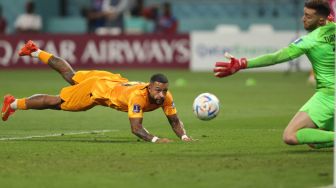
[158,92,164,97]
[301,16,305,22]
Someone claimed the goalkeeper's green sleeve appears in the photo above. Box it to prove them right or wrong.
[247,45,305,68]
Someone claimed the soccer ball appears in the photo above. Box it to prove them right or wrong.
[193,93,220,121]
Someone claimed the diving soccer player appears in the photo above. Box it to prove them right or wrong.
[214,0,335,149]
[1,40,193,143]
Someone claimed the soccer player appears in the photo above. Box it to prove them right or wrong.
[214,0,335,149]
[307,0,334,85]
[1,40,193,143]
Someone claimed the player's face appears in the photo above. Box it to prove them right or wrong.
[148,81,168,105]
[302,7,325,31]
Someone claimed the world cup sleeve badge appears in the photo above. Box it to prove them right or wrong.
[172,101,175,108]
[133,104,141,113]
[294,38,303,44]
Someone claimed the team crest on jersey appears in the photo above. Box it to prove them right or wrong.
[133,104,141,113]
[294,38,303,44]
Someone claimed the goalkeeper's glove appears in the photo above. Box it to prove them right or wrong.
[213,52,248,78]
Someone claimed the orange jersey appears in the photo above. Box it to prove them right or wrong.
[60,70,177,118]
[92,80,176,118]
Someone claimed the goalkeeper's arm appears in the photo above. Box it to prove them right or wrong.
[214,45,305,77]
[247,45,304,68]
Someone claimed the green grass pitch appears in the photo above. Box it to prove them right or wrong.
[0,69,332,188]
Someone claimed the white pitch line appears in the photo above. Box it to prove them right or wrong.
[318,185,334,188]
[0,129,118,141]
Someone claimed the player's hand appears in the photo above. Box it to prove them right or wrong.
[181,136,196,142]
[156,138,173,143]
[214,52,247,78]
[182,137,196,142]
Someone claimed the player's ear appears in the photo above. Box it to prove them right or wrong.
[148,82,153,90]
[318,17,327,25]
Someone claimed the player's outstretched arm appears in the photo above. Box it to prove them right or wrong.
[166,114,193,142]
[129,118,173,143]
[214,46,303,78]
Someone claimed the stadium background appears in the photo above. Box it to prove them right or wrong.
[1,0,304,33]
[0,1,333,188]
[0,0,311,71]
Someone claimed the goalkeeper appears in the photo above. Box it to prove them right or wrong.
[214,0,335,149]
[1,40,193,143]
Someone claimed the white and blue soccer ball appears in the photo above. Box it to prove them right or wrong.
[193,93,220,121]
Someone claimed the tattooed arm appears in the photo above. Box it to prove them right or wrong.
[129,118,172,143]
[167,114,193,142]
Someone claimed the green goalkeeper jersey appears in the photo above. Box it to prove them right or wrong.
[247,22,335,92]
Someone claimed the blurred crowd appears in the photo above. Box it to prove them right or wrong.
[83,0,178,34]
[0,0,334,35]
[0,0,179,35]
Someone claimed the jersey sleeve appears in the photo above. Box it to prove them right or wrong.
[287,35,315,57]
[247,36,313,68]
[128,94,146,119]
[162,91,177,116]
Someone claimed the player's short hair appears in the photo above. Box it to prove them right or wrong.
[305,0,331,17]
[150,73,168,83]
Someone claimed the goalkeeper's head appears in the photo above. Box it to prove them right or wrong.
[303,0,331,31]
